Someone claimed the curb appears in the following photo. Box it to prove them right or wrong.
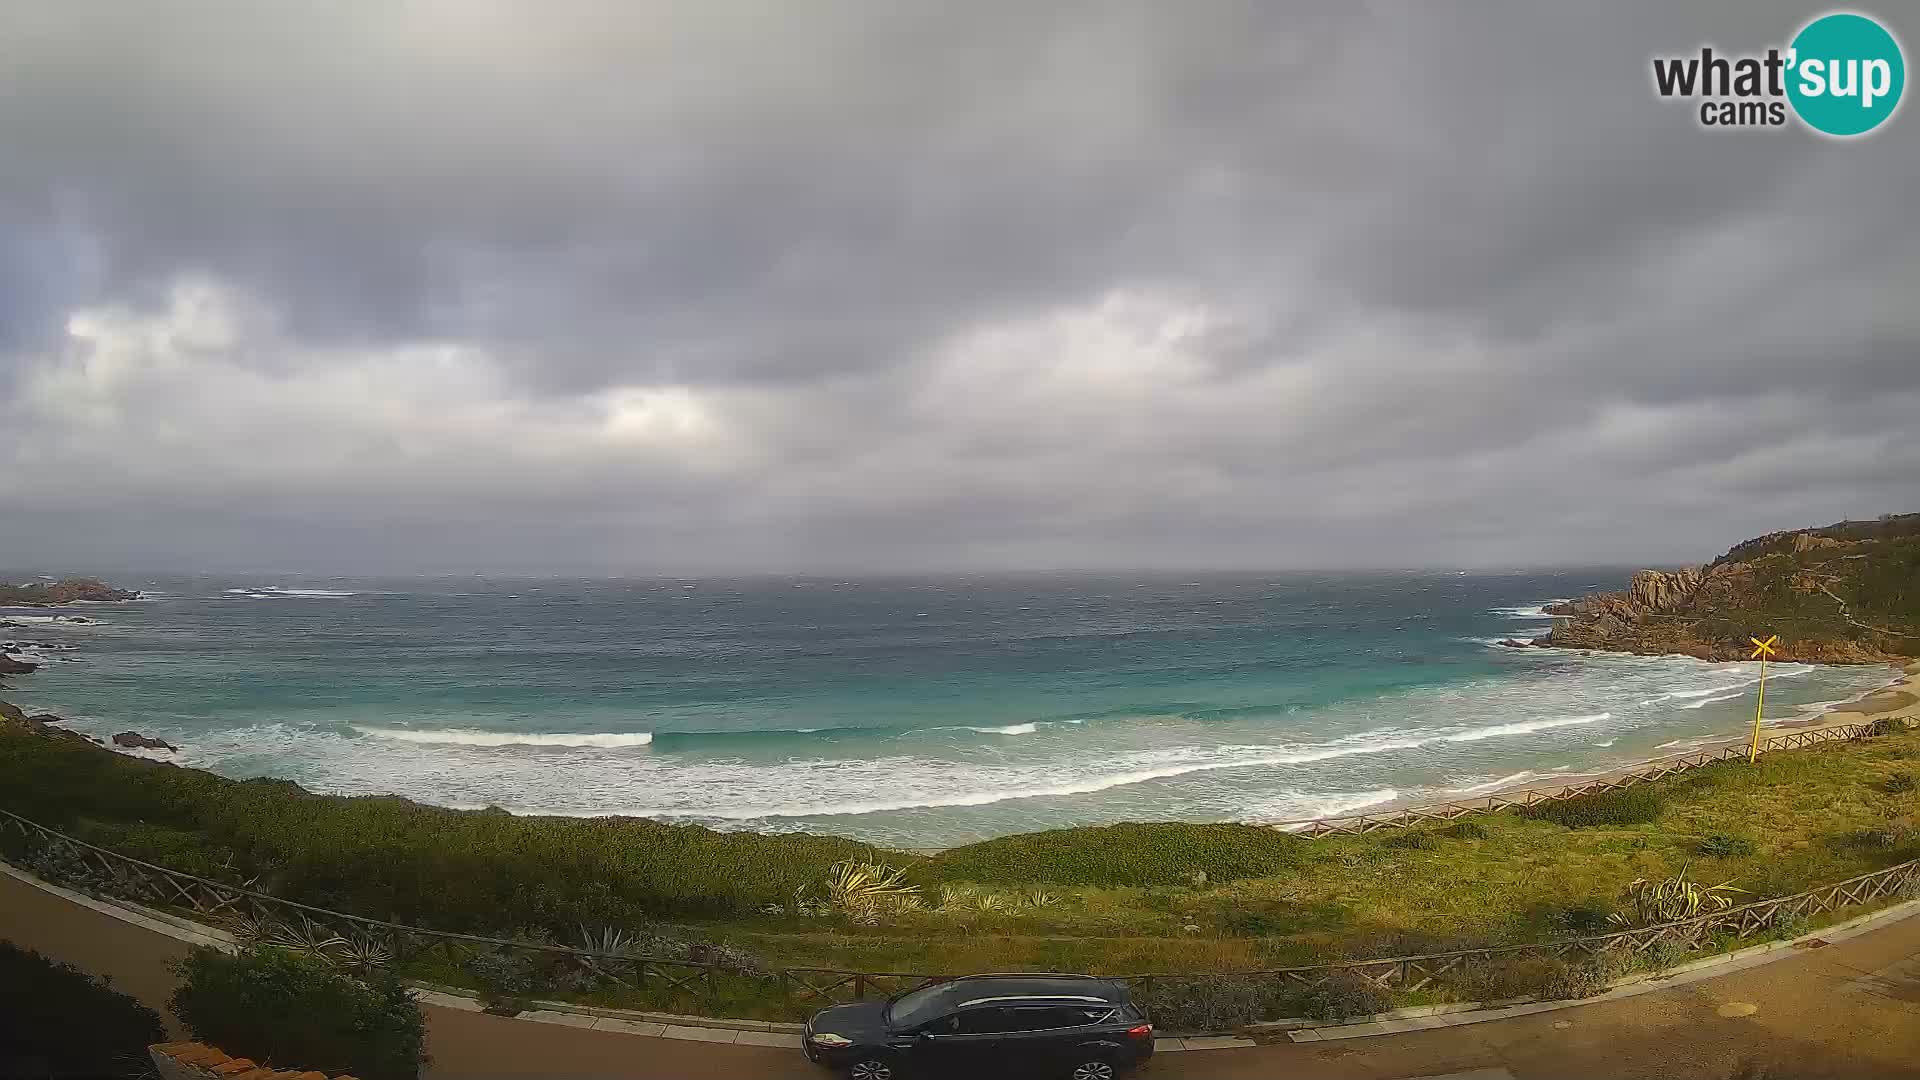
[1286,897,1920,1042]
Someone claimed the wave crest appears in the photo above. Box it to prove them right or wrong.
[353,726,654,748]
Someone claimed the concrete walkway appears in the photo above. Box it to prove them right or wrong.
[5,864,1917,1079]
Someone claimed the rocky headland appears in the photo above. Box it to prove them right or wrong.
[1507,514,1919,663]
[0,578,140,606]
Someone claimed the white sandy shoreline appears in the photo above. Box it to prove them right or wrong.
[1283,659,1920,827]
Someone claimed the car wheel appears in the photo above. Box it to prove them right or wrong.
[1069,1059,1118,1080]
[848,1056,896,1080]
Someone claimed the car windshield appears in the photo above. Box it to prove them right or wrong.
[885,983,961,1028]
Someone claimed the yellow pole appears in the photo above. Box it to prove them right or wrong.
[1748,654,1768,763]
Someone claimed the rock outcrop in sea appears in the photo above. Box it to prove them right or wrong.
[111,731,177,752]
[1527,514,1919,663]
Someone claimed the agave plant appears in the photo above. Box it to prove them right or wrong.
[333,929,396,975]
[969,891,1009,914]
[822,860,921,925]
[219,909,282,948]
[575,924,639,958]
[265,913,349,959]
[1022,889,1060,909]
[1611,863,1746,927]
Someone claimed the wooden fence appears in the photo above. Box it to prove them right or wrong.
[3,801,1916,1018]
[1273,720,1898,837]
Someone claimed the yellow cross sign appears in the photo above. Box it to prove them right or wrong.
[1748,634,1780,762]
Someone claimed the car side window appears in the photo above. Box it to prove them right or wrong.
[921,1014,961,1036]
[953,1007,1016,1034]
[1006,1006,1096,1031]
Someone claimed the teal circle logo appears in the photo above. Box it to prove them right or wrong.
[1787,12,1905,136]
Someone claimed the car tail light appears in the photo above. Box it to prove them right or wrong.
[1127,1023,1153,1040]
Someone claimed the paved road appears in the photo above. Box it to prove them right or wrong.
[410,913,1920,1080]
[4,868,1916,1079]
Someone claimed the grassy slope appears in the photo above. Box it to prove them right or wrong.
[718,730,1919,974]
[1690,516,1920,652]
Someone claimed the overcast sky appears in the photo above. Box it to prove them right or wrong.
[1,2,1915,575]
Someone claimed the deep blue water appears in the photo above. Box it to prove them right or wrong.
[0,571,1892,846]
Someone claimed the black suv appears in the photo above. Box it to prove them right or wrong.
[803,973,1153,1080]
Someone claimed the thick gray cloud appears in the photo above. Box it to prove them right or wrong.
[0,1,1915,575]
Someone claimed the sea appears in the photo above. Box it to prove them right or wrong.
[0,571,1896,849]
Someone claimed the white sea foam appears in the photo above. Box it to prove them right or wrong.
[1251,788,1400,828]
[169,713,1609,824]
[0,614,100,625]
[1679,692,1744,709]
[226,587,360,598]
[1439,713,1608,743]
[958,723,1038,735]
[1452,770,1536,795]
[353,726,655,748]
[1489,599,1571,619]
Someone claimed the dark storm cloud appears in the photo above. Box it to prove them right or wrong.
[0,0,1915,574]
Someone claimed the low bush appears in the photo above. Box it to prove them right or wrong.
[1836,824,1919,853]
[1884,771,1917,795]
[1134,974,1294,1032]
[1449,954,1567,1001]
[1552,899,1615,936]
[1698,833,1757,858]
[1384,831,1438,851]
[922,822,1306,887]
[172,947,427,1080]
[1441,819,1490,840]
[1521,786,1665,828]
[1302,971,1393,1022]
[1537,945,1635,1000]
[0,939,164,1079]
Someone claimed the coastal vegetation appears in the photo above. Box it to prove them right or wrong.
[2,710,1916,1023]
[0,939,165,1079]
[172,946,426,1080]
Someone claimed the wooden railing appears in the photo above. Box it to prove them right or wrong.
[1273,721,1899,837]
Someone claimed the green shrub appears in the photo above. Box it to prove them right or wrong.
[1134,974,1294,1032]
[1553,899,1616,935]
[172,947,427,1080]
[1884,771,1917,795]
[1302,971,1393,1022]
[1698,833,1757,858]
[1521,786,1665,828]
[1537,945,1635,1000]
[1767,914,1812,941]
[923,822,1305,887]
[1449,954,1566,1001]
[1384,831,1438,851]
[1441,819,1490,840]
[1837,825,1918,852]
[0,939,164,1079]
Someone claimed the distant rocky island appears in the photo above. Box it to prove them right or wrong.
[0,578,140,606]
[1502,514,1919,663]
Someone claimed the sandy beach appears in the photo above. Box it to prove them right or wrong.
[1284,658,1920,829]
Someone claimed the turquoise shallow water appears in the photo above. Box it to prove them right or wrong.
[0,571,1894,847]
